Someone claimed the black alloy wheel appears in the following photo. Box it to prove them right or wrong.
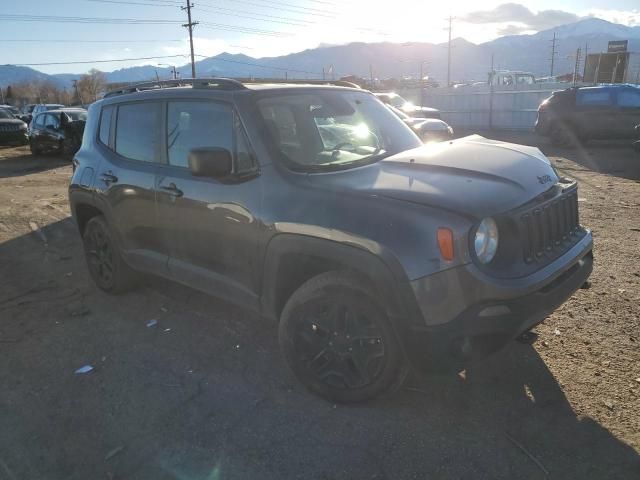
[293,301,386,390]
[279,271,408,403]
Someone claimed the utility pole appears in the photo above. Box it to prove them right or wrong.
[549,32,557,78]
[182,1,198,78]
[489,53,494,130]
[583,42,589,79]
[446,16,453,87]
[572,47,582,85]
[420,61,424,107]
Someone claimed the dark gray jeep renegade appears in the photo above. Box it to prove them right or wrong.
[69,79,593,402]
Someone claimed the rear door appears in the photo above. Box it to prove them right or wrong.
[29,113,45,147]
[155,99,262,308]
[92,101,167,275]
[614,88,640,138]
[574,88,615,139]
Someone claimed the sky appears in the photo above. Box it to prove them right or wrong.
[1,0,639,74]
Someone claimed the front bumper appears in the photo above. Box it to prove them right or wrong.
[404,231,593,370]
[0,131,28,146]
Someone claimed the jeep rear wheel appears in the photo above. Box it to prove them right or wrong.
[551,122,578,147]
[82,216,137,294]
[279,271,408,403]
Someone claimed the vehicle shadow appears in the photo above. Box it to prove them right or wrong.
[0,218,637,479]
[0,147,69,178]
[457,130,640,182]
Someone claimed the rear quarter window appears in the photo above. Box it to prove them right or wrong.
[576,89,613,107]
[617,89,640,108]
[99,105,114,146]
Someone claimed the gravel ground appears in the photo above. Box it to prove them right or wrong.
[0,137,638,480]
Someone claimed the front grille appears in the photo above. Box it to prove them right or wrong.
[520,189,581,263]
[0,124,20,132]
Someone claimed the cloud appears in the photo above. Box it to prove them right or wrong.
[460,3,581,32]
[586,9,640,27]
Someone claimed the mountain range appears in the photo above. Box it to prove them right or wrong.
[1,17,639,89]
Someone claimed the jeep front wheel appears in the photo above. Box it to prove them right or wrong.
[279,271,408,403]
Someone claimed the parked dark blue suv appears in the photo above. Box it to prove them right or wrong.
[536,84,640,146]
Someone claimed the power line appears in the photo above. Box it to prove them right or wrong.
[195,5,313,26]
[0,14,182,24]
[199,22,291,37]
[14,54,191,66]
[0,39,183,43]
[84,0,183,6]
[220,0,336,18]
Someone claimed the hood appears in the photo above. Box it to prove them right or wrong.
[402,104,440,117]
[309,135,559,218]
[409,118,451,131]
[0,118,27,127]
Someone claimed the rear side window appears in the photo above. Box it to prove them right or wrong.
[99,105,114,146]
[617,89,640,108]
[115,102,161,162]
[576,89,613,107]
[34,114,45,128]
[166,101,233,168]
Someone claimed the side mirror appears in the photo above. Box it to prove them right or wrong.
[188,147,233,178]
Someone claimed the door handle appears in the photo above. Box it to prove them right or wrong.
[100,172,118,184]
[159,182,183,197]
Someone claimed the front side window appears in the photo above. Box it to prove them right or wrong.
[34,114,45,128]
[257,90,421,171]
[44,113,60,130]
[167,101,233,168]
[115,102,161,162]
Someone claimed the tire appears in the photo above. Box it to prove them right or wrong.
[29,141,41,155]
[62,136,80,157]
[82,215,138,294]
[279,271,409,403]
[550,122,578,147]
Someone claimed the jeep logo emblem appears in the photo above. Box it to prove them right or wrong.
[537,175,553,185]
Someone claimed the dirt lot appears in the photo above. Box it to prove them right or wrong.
[0,135,638,480]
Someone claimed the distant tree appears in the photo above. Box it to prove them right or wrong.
[77,69,107,103]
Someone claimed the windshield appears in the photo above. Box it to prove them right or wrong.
[257,90,421,171]
[386,94,408,108]
[63,111,87,121]
[0,109,14,119]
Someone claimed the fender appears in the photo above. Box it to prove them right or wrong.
[260,232,422,328]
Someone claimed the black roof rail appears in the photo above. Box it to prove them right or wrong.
[104,77,247,98]
[242,79,361,89]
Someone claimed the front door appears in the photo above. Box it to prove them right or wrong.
[41,113,62,150]
[155,99,262,308]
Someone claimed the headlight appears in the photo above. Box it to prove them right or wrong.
[474,217,499,264]
[19,123,27,130]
